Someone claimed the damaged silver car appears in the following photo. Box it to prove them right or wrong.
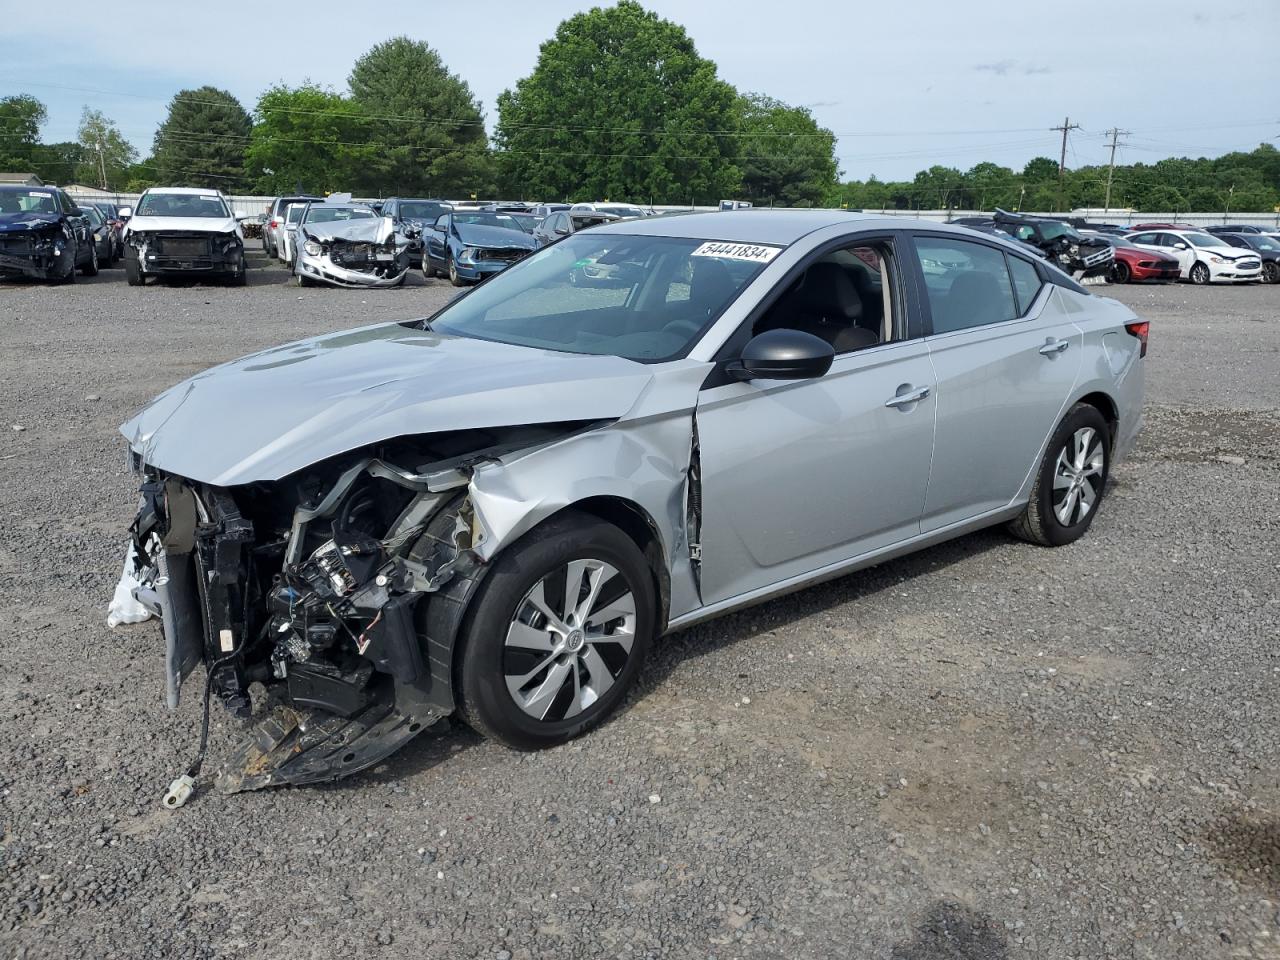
[291,200,415,288]
[120,211,1147,801]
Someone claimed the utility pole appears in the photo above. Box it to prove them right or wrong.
[1102,127,1130,214]
[1224,184,1234,221]
[1051,116,1081,213]
[96,140,108,191]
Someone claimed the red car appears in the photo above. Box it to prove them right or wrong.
[1129,222,1196,231]
[1107,237,1181,283]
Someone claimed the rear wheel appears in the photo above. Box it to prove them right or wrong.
[455,512,655,750]
[1008,403,1111,547]
[1189,261,1211,285]
[1108,261,1130,284]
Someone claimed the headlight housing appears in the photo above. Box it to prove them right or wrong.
[1209,256,1225,264]
[458,247,476,263]
[303,241,322,257]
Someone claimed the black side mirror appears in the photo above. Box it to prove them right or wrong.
[727,329,835,382]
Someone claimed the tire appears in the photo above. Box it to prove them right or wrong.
[1008,403,1111,547]
[1108,261,1130,284]
[228,267,247,287]
[448,255,467,287]
[1263,261,1279,284]
[1189,261,1211,285]
[81,240,99,276]
[454,511,656,750]
[125,256,144,286]
[53,242,77,284]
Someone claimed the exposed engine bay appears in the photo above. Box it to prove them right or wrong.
[0,212,78,281]
[295,216,414,287]
[127,424,587,794]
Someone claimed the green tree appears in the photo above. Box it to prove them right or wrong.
[75,108,138,189]
[0,95,47,171]
[246,84,383,195]
[1022,156,1058,182]
[31,142,82,185]
[911,165,965,209]
[152,86,251,189]
[348,37,493,197]
[736,94,837,207]
[495,1,741,204]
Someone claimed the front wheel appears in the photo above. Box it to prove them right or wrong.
[1107,261,1130,284]
[1008,403,1111,547]
[81,241,99,276]
[455,511,656,750]
[125,256,144,286]
[1189,261,1211,285]
[448,256,467,287]
[1263,261,1279,284]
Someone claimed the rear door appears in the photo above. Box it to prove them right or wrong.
[908,233,1083,532]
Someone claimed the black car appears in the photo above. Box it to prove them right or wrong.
[381,198,453,267]
[531,209,619,249]
[1218,233,1280,283]
[83,205,117,267]
[1206,224,1277,237]
[0,185,99,282]
[981,210,1113,278]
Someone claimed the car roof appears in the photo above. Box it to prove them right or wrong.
[590,209,981,245]
[143,187,221,196]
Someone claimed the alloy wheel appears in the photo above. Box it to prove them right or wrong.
[1052,426,1105,527]
[1264,262,1278,284]
[1190,262,1210,285]
[503,559,637,722]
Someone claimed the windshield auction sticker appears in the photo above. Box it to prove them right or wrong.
[691,241,781,263]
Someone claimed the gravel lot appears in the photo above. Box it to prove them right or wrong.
[1,257,1277,959]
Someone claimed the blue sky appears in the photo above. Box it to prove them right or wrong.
[3,0,1276,181]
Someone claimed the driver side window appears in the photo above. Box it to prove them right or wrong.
[752,241,897,355]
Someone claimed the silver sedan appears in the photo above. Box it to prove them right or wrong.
[120,210,1146,796]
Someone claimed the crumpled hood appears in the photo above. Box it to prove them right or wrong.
[0,211,64,233]
[454,223,535,249]
[120,322,655,486]
[303,217,400,246]
[125,215,241,236]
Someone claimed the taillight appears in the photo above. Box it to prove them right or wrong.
[1125,321,1149,357]
[269,218,280,228]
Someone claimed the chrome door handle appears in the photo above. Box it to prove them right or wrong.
[885,385,930,408]
[1039,338,1070,356]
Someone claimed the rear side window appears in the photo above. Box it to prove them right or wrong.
[914,237,1018,334]
[1008,257,1043,315]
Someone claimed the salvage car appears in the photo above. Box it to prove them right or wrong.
[1217,232,1280,283]
[381,197,452,267]
[0,184,98,282]
[83,204,116,267]
[118,210,1147,800]
[532,209,620,249]
[291,201,415,288]
[78,200,125,259]
[1089,234,1181,284]
[1124,229,1262,284]
[423,211,535,286]
[986,210,1113,279]
[124,188,245,286]
[264,196,322,259]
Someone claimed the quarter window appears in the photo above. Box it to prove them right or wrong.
[1007,256,1043,315]
[914,237,1018,333]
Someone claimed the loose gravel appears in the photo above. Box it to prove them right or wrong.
[1,259,1277,959]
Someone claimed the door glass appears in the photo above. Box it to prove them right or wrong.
[914,237,1018,333]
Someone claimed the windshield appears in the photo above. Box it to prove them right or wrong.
[1182,232,1221,248]
[84,207,104,227]
[399,201,448,220]
[453,212,524,231]
[429,233,777,363]
[136,192,229,218]
[302,205,376,224]
[1248,236,1279,252]
[1037,220,1083,242]
[0,188,57,214]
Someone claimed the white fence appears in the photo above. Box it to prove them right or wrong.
[63,191,1280,230]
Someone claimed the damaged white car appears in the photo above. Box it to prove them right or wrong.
[120,211,1146,801]
[291,200,415,288]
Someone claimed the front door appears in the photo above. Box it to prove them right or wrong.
[696,236,936,604]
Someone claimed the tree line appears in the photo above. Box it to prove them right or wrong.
[1,0,1276,212]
